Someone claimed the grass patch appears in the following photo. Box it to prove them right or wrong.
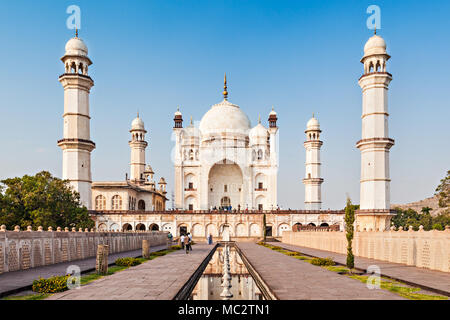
[294,256,312,261]
[348,274,448,300]
[2,293,50,300]
[323,265,350,273]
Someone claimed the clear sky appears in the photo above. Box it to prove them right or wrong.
[0,0,449,210]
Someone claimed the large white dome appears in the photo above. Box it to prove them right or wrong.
[199,100,251,133]
[65,37,88,57]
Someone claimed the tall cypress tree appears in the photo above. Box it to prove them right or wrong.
[345,198,355,271]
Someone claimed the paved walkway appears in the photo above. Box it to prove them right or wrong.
[47,244,214,300]
[0,244,168,298]
[237,243,403,300]
[270,242,450,296]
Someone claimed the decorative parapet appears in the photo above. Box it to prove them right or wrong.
[0,225,168,274]
[282,226,450,273]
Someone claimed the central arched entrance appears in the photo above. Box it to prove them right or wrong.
[208,161,243,210]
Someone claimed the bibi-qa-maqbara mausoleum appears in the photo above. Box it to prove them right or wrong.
[57,31,395,240]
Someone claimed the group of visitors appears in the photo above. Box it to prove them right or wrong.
[180,233,193,254]
[166,231,214,254]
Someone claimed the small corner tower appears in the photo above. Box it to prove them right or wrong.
[129,114,148,182]
[303,115,323,210]
[356,32,395,231]
[58,32,95,209]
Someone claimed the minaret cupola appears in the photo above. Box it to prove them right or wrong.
[61,30,92,75]
[268,107,278,128]
[174,107,183,128]
[361,31,390,74]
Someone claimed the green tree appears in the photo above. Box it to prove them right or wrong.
[432,212,450,230]
[344,198,356,270]
[435,170,449,208]
[0,171,94,230]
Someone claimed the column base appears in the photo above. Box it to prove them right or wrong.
[355,209,396,232]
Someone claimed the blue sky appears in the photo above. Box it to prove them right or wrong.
[0,0,449,209]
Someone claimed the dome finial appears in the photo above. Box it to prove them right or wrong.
[374,23,377,35]
[190,116,193,126]
[223,73,228,100]
[75,28,79,38]
[258,115,261,124]
[312,112,315,118]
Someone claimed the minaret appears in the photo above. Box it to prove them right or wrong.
[129,114,148,182]
[173,107,183,209]
[58,32,95,209]
[268,107,279,207]
[303,115,323,210]
[356,32,395,231]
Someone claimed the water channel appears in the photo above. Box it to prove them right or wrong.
[189,244,265,300]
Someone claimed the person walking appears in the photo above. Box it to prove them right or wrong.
[180,234,185,250]
[184,234,190,254]
[187,233,193,251]
[207,233,213,245]
[167,232,173,243]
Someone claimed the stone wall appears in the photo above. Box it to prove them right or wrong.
[0,228,168,274]
[282,227,450,273]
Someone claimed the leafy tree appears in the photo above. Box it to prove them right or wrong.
[421,207,432,215]
[435,170,449,208]
[0,171,94,230]
[432,212,450,230]
[392,207,449,231]
[344,198,356,270]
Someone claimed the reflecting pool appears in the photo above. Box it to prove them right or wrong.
[190,245,265,300]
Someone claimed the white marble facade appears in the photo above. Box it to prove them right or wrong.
[173,77,279,211]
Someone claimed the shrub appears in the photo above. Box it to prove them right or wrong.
[285,251,300,256]
[171,245,182,250]
[310,257,335,266]
[432,223,444,231]
[115,257,142,267]
[32,275,70,293]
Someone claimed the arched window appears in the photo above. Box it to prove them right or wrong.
[78,63,83,74]
[138,200,145,210]
[70,61,77,73]
[257,149,263,160]
[189,149,194,160]
[95,195,106,210]
[112,195,122,210]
